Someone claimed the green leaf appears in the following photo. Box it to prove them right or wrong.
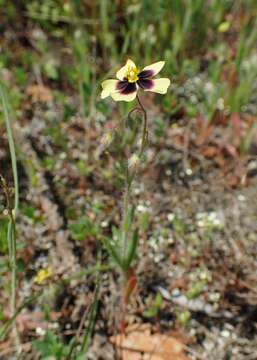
[125,228,139,269]
[186,280,206,299]
[69,218,97,241]
[143,292,163,318]
[123,205,135,235]
[0,219,8,253]
[143,306,158,318]
[102,237,125,271]
[176,310,191,326]
[111,225,121,242]
[33,331,69,359]
[155,292,163,308]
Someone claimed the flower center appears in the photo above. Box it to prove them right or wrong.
[126,66,139,83]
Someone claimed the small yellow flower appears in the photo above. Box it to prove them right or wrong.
[34,267,52,285]
[101,59,170,102]
[218,21,230,33]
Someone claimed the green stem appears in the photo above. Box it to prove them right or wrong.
[9,213,18,342]
[136,94,148,157]
[121,94,148,263]
[121,166,130,260]
[62,264,113,284]
[0,85,20,351]
[0,86,19,213]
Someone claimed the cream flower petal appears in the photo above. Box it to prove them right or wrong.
[101,79,119,99]
[141,61,165,77]
[111,90,137,102]
[144,78,170,94]
[116,59,137,80]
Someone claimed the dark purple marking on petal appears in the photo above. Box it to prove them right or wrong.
[117,81,137,94]
[138,70,154,79]
[116,80,129,91]
[137,79,154,90]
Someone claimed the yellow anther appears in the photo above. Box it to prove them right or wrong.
[127,66,139,83]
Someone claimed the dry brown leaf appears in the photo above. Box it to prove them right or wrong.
[231,112,242,143]
[110,324,189,360]
[226,174,243,188]
[222,144,238,158]
[214,154,226,168]
[201,146,218,158]
[170,277,188,291]
[195,116,213,146]
[26,84,53,103]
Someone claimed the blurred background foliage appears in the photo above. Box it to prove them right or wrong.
[0,0,256,121]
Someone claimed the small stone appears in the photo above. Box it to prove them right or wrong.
[60,152,67,159]
[49,322,59,329]
[167,238,174,244]
[204,339,215,351]
[101,221,108,228]
[172,288,180,297]
[209,292,220,302]
[36,327,46,336]
[197,220,204,227]
[134,188,141,195]
[221,329,230,338]
[137,204,147,212]
[237,194,245,202]
[167,213,175,222]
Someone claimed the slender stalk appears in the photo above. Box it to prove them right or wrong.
[136,94,148,157]
[62,263,113,284]
[9,213,19,349]
[89,0,97,123]
[121,166,130,260]
[116,95,149,338]
[0,85,20,351]
[0,86,19,213]
[121,94,148,261]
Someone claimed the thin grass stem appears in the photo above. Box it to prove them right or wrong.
[121,94,148,264]
[0,85,20,352]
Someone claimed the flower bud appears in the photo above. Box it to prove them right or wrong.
[100,132,113,149]
[128,153,140,171]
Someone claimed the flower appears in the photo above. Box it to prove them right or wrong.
[101,59,170,102]
[34,267,52,285]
